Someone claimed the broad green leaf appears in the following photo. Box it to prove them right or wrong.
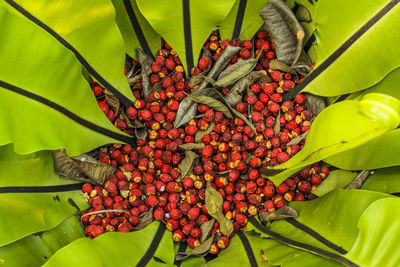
[110,0,161,59]
[311,170,358,196]
[0,144,77,187]
[0,145,88,247]
[267,97,396,185]
[0,192,87,247]
[325,129,400,170]
[218,0,268,41]
[346,198,400,267]
[44,221,175,267]
[245,231,342,267]
[268,190,394,253]
[354,67,400,101]
[137,0,236,75]
[362,166,400,194]
[207,233,274,267]
[0,3,132,156]
[9,0,134,102]
[301,0,400,97]
[0,216,85,267]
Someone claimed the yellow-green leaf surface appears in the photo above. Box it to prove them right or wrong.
[268,190,394,253]
[346,198,400,267]
[325,129,400,170]
[218,0,268,41]
[362,166,400,194]
[0,145,87,247]
[0,144,78,186]
[8,0,133,102]
[111,0,161,59]
[301,0,400,96]
[0,192,87,247]
[0,3,133,156]
[0,216,85,267]
[136,0,236,76]
[311,170,357,196]
[267,98,395,185]
[44,221,175,267]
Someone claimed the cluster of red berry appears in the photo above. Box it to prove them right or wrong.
[81,30,329,255]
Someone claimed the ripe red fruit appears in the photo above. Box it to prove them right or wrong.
[277,152,290,163]
[198,57,210,70]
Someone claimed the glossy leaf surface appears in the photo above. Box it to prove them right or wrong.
[0,3,132,156]
[137,0,236,75]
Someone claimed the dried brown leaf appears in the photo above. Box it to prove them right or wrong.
[200,218,215,243]
[195,122,215,142]
[175,234,215,261]
[205,182,233,236]
[304,93,326,117]
[179,143,205,150]
[259,206,298,222]
[135,127,148,140]
[214,56,259,88]
[189,72,206,88]
[287,131,308,146]
[52,149,116,185]
[137,48,153,100]
[175,46,241,128]
[189,94,233,119]
[177,151,199,180]
[274,111,281,135]
[260,0,308,67]
[269,59,297,75]
[104,90,120,113]
[127,74,142,86]
[225,70,269,107]
[133,208,154,230]
[345,170,370,190]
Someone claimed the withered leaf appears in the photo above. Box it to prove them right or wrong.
[104,90,120,113]
[177,151,199,180]
[214,56,259,88]
[259,167,285,177]
[260,0,308,67]
[133,208,154,230]
[137,48,153,101]
[53,149,116,185]
[200,218,215,243]
[189,72,206,88]
[274,111,281,135]
[188,94,233,119]
[230,108,257,135]
[205,182,233,236]
[179,143,205,150]
[269,59,297,75]
[175,234,215,261]
[287,131,308,146]
[304,93,326,118]
[119,110,135,128]
[135,126,148,140]
[225,71,269,107]
[127,74,142,86]
[175,46,241,128]
[202,49,213,73]
[259,206,298,222]
[345,170,370,190]
[195,122,215,142]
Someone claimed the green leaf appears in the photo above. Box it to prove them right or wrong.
[0,216,85,267]
[110,0,161,59]
[0,192,87,247]
[245,229,342,267]
[136,0,236,75]
[0,3,132,156]
[0,145,88,247]
[311,170,358,196]
[301,0,400,97]
[267,190,394,253]
[8,0,134,102]
[207,233,274,267]
[362,166,400,194]
[218,0,268,41]
[346,198,400,266]
[44,221,175,267]
[325,129,400,170]
[267,97,397,185]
